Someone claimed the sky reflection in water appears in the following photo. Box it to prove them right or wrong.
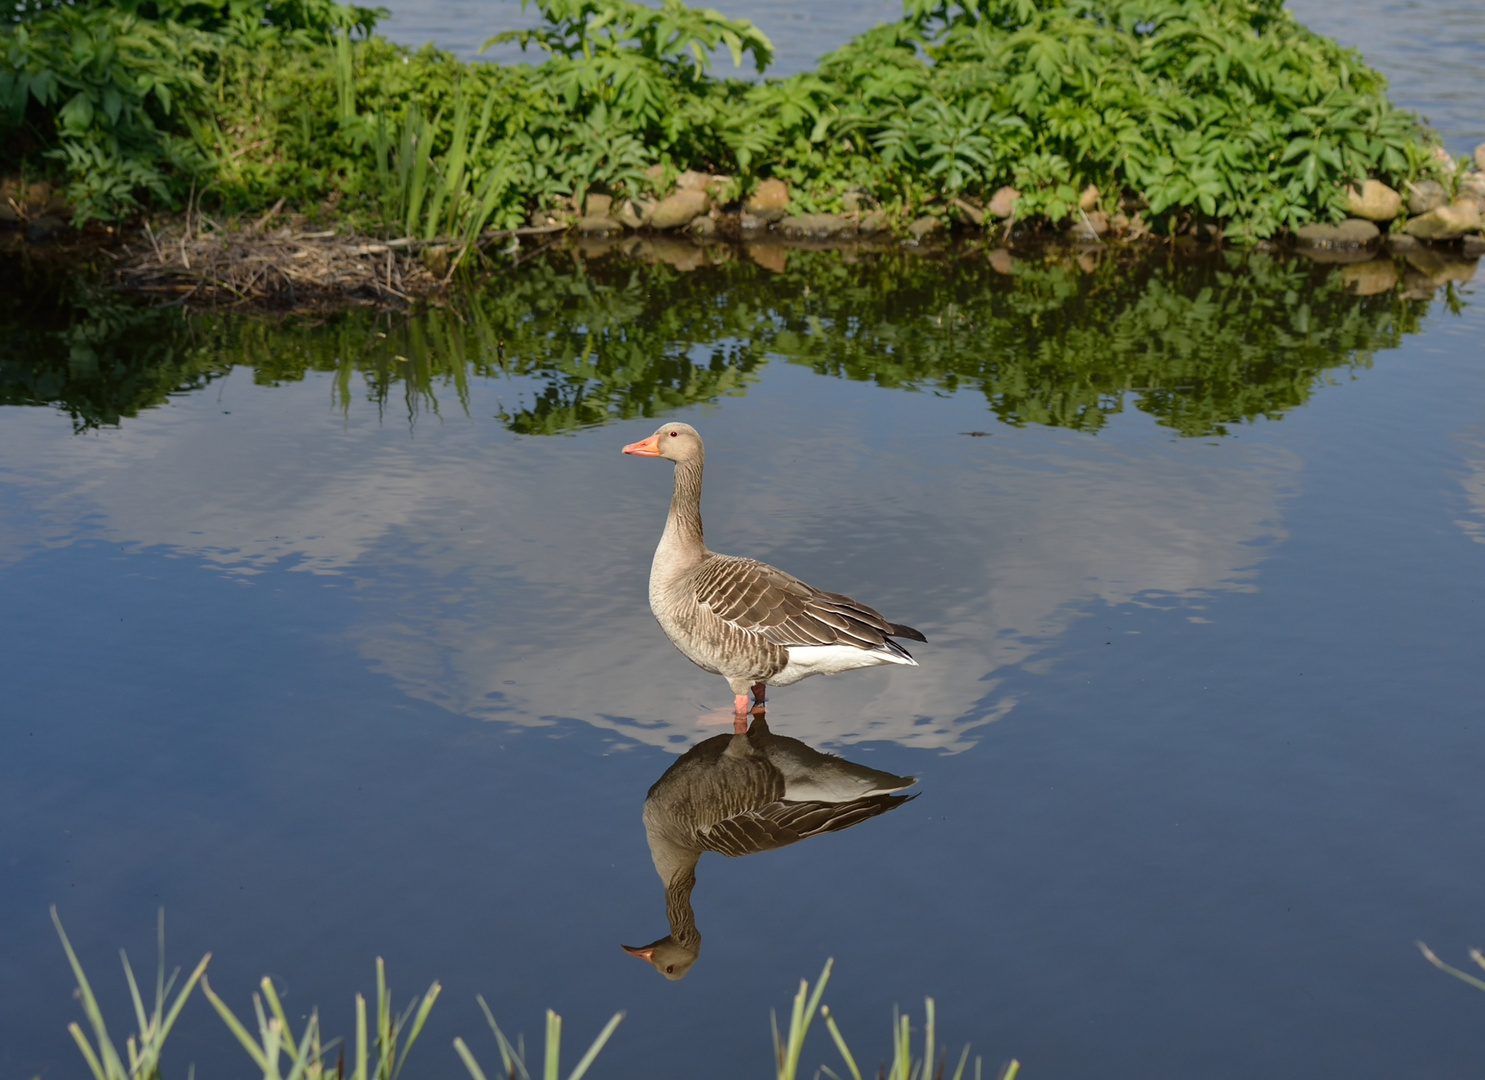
[3,244,1485,1079]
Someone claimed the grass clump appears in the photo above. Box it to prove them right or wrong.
[51,909,1006,1080]
[2,0,1447,241]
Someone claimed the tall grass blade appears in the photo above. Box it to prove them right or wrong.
[565,1011,624,1080]
[391,981,441,1080]
[201,977,273,1071]
[820,1007,863,1080]
[1418,941,1485,992]
[453,1037,490,1080]
[53,908,130,1080]
[543,1009,560,1080]
[476,995,531,1080]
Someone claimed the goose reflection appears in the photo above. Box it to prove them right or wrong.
[622,712,916,979]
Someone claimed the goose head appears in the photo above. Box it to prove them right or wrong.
[622,422,704,463]
[620,935,700,980]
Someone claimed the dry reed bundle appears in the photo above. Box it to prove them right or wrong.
[112,206,565,307]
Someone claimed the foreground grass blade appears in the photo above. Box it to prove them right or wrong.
[566,1010,624,1080]
[1418,941,1485,992]
[54,907,209,1080]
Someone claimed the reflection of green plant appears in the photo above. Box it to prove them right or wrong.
[1,250,1445,438]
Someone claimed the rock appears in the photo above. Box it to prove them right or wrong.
[1406,179,1448,215]
[858,211,890,234]
[1067,211,1108,241]
[1475,143,1485,172]
[779,213,855,239]
[585,193,612,218]
[1109,211,1130,235]
[576,216,622,236]
[1078,184,1099,212]
[739,212,768,231]
[1295,218,1380,246]
[907,215,940,240]
[1386,234,1420,252]
[1344,179,1402,221]
[1432,145,1457,174]
[744,179,790,222]
[988,186,1021,219]
[951,197,984,226]
[705,175,734,201]
[1463,234,1485,258]
[643,163,665,183]
[1403,202,1482,240]
[637,237,706,271]
[25,215,65,241]
[649,189,710,230]
[675,170,711,192]
[987,248,1013,275]
[747,244,788,273]
[1339,260,1398,296]
[1457,174,1485,208]
[1404,247,1476,285]
[614,200,645,229]
[841,191,865,213]
[687,214,718,239]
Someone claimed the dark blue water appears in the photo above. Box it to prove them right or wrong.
[4,0,1485,1072]
[3,247,1484,1078]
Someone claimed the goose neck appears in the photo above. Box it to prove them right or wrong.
[659,456,706,563]
[664,866,701,948]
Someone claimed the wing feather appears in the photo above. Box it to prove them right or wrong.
[698,793,918,857]
[692,555,925,654]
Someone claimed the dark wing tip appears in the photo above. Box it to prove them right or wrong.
[888,622,927,643]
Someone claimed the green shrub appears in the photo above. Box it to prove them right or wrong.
[0,0,1444,236]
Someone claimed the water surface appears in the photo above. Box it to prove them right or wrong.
[2,244,1484,1078]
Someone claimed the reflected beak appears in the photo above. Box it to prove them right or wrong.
[622,434,661,457]
[621,944,656,961]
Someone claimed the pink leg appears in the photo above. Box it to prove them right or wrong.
[733,694,750,734]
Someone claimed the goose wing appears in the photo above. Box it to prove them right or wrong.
[692,555,925,653]
[698,793,918,858]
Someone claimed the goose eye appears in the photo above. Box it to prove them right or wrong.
[668,431,678,437]
[665,965,674,973]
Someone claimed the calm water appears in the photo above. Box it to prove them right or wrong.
[3,246,1484,1078]
[5,2,1485,1077]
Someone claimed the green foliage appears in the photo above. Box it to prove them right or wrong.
[0,6,214,220]
[4,0,1438,235]
[2,248,1440,439]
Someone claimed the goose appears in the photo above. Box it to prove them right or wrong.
[622,423,926,727]
[622,713,916,980]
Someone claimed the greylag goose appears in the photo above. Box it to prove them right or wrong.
[622,713,916,980]
[622,423,926,726]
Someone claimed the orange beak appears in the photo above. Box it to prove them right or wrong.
[621,944,656,960]
[622,434,661,457]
